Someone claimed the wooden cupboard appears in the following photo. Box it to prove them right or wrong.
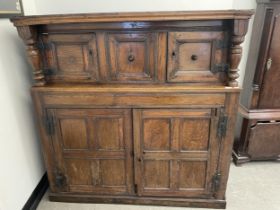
[233,0,280,165]
[11,10,252,208]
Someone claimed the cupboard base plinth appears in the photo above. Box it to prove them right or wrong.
[233,150,280,166]
[232,150,251,166]
[49,193,226,209]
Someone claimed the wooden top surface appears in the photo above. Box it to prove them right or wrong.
[11,10,253,26]
[32,84,241,93]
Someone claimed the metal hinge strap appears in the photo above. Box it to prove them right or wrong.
[212,63,230,73]
[37,41,44,50]
[55,170,66,189]
[212,172,221,192]
[37,41,51,50]
[215,39,229,49]
[134,184,138,194]
[44,113,55,135]
[217,111,228,138]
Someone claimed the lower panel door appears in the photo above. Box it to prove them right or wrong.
[48,108,133,195]
[133,109,220,198]
[247,121,280,159]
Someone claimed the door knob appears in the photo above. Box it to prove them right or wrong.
[191,54,198,61]
[128,54,135,62]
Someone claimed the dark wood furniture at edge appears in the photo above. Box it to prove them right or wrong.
[11,10,252,209]
[233,0,280,165]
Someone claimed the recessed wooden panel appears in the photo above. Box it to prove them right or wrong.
[65,159,92,185]
[167,31,226,83]
[143,160,170,189]
[96,118,124,150]
[60,119,88,150]
[181,119,210,151]
[106,32,160,81]
[143,119,170,151]
[178,42,211,71]
[100,159,126,186]
[179,161,207,189]
[118,42,145,74]
[42,34,99,81]
[56,45,86,72]
[248,122,280,159]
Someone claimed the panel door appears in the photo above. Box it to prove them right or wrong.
[40,34,99,82]
[248,121,280,159]
[106,32,165,82]
[167,31,227,83]
[258,7,280,108]
[48,109,133,195]
[133,109,220,198]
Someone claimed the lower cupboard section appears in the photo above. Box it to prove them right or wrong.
[42,107,226,208]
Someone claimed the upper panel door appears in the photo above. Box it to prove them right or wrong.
[167,32,227,83]
[40,34,99,82]
[105,32,165,82]
[258,7,280,109]
[133,109,220,198]
[48,108,133,195]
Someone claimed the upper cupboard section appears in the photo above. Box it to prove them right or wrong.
[38,24,228,84]
[13,11,253,87]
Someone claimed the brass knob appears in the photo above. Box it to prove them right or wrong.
[191,54,198,61]
[266,58,272,71]
[128,54,135,62]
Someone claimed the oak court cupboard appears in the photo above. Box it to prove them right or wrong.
[11,10,253,208]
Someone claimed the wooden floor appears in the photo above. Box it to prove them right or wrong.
[38,162,280,210]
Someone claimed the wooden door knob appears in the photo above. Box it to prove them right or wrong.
[128,54,135,62]
[191,55,198,61]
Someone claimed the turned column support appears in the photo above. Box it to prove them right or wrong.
[228,19,250,87]
[17,26,46,86]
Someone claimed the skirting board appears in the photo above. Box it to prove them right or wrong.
[22,172,49,210]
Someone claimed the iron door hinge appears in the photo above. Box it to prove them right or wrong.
[130,150,134,157]
[134,184,138,194]
[217,111,228,138]
[43,68,55,76]
[215,39,229,49]
[211,63,230,74]
[44,113,55,135]
[212,172,221,192]
[55,172,66,189]
[37,41,51,51]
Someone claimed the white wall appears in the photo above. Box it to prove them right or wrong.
[35,0,234,14]
[0,1,44,210]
